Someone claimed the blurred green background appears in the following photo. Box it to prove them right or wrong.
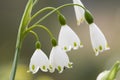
[0,0,120,80]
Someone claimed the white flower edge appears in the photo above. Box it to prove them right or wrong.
[58,25,83,52]
[89,23,110,56]
[73,0,85,25]
[29,49,49,74]
[97,70,110,80]
[49,46,72,73]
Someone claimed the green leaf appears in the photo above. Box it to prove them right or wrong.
[107,61,120,80]
[20,0,34,31]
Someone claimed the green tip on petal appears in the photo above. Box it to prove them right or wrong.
[85,10,94,24]
[94,48,99,56]
[68,63,72,68]
[106,44,110,50]
[74,42,77,47]
[95,48,98,52]
[35,41,41,49]
[99,45,103,51]
[51,38,57,46]
[42,65,46,70]
[57,66,62,72]
[80,42,83,47]
[32,65,35,70]
[49,65,53,70]
[58,14,66,26]
[64,46,67,50]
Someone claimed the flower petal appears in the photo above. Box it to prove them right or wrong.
[49,46,72,73]
[73,0,85,25]
[58,25,82,52]
[89,23,110,55]
[29,49,49,73]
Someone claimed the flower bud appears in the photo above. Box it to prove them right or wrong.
[58,14,66,26]
[85,10,94,24]
[35,41,41,49]
[51,38,57,46]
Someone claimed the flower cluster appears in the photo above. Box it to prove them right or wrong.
[28,0,110,74]
[29,42,72,74]
[73,0,110,56]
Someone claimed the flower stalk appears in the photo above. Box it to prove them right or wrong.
[31,3,87,26]
[9,0,34,79]
[9,35,22,80]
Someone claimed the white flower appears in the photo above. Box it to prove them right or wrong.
[49,46,72,73]
[89,23,110,56]
[97,71,110,80]
[29,49,49,74]
[73,0,85,25]
[58,25,83,52]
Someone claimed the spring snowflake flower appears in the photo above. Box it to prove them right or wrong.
[49,46,72,73]
[89,23,110,56]
[73,0,85,25]
[97,71,110,80]
[58,25,83,52]
[29,49,49,74]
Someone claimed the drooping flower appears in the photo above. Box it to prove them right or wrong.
[89,23,110,56]
[97,71,110,80]
[73,0,85,25]
[58,25,83,52]
[49,46,72,73]
[29,49,49,74]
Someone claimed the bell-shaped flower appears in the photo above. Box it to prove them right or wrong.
[73,0,85,25]
[29,49,49,74]
[89,23,110,56]
[49,46,72,73]
[97,71,110,80]
[58,25,83,52]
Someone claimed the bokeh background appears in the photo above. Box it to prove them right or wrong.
[0,0,120,80]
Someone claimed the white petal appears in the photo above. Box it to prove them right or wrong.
[89,23,110,55]
[29,49,49,74]
[49,46,72,73]
[97,71,110,80]
[73,0,85,25]
[58,25,82,52]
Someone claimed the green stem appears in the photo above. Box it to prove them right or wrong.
[9,44,22,80]
[24,25,54,39]
[30,30,39,41]
[9,28,23,80]
[32,3,86,25]
[28,7,61,27]
[31,7,59,21]
[9,0,33,79]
